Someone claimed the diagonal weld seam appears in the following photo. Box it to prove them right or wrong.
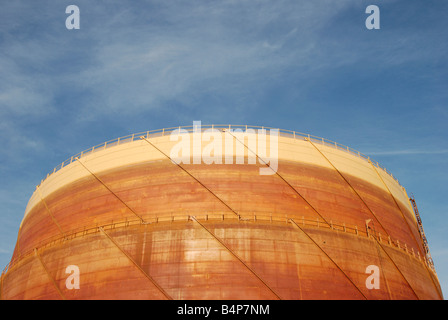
[140,136,241,220]
[306,139,434,300]
[372,237,420,300]
[369,161,443,300]
[36,186,66,238]
[190,216,282,300]
[75,157,145,223]
[289,218,367,300]
[225,130,331,227]
[371,230,393,299]
[306,138,390,236]
[369,161,424,256]
[34,248,66,300]
[99,227,172,300]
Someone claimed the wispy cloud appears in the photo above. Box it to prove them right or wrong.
[0,248,11,254]
[5,1,382,118]
[71,0,348,116]
[2,0,444,125]
[367,150,448,156]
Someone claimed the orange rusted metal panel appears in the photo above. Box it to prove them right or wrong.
[1,129,443,300]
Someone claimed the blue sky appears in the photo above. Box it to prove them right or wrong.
[1,0,447,298]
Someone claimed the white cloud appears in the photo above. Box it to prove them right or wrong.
[57,0,359,116]
[3,0,440,122]
[366,150,448,156]
[0,248,11,254]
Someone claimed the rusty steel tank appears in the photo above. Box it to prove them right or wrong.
[0,124,443,300]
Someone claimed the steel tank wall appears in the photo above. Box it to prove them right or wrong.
[0,127,443,300]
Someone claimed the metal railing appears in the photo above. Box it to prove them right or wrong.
[37,125,404,189]
[2,212,433,277]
